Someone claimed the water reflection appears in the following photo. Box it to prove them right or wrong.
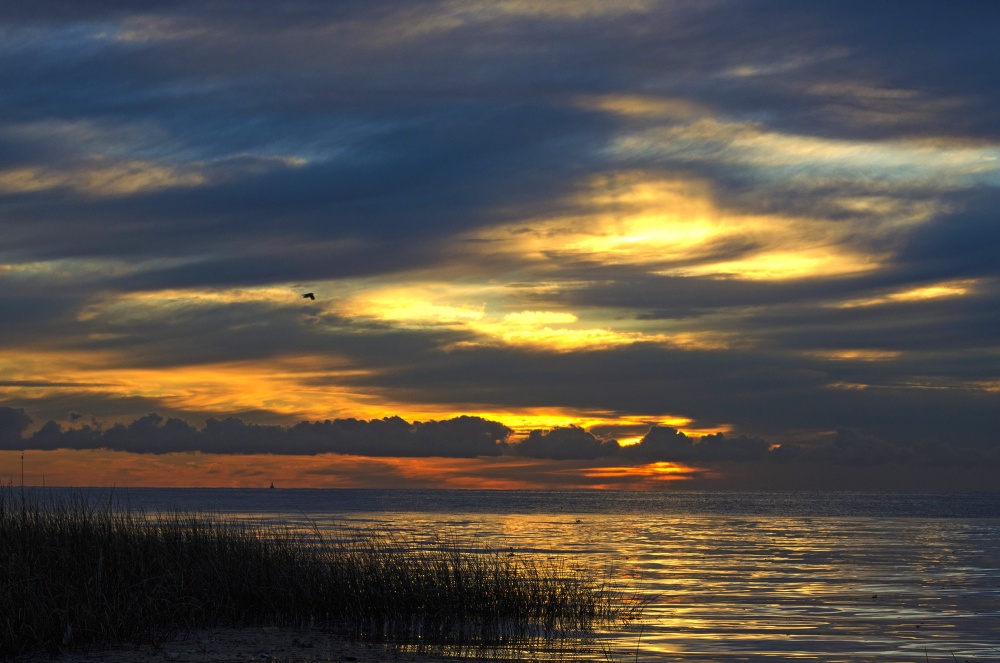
[28,489,1000,661]
[234,510,1000,661]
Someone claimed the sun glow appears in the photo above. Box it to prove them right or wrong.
[339,280,738,352]
[446,410,694,438]
[361,297,486,325]
[582,461,703,489]
[343,288,673,351]
[1,450,701,490]
[469,173,886,281]
[1,348,714,441]
[668,248,878,280]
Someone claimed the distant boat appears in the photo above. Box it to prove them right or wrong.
[269,482,275,489]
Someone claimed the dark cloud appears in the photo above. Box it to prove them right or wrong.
[622,426,771,463]
[4,0,994,260]
[1,1,998,483]
[0,407,32,447]
[659,0,1000,141]
[524,423,1000,468]
[0,294,84,345]
[3,412,512,457]
[514,426,621,460]
[3,408,997,469]
[898,190,1000,281]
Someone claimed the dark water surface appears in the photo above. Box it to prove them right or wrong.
[37,489,1000,661]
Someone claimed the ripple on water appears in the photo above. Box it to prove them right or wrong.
[28,488,1000,661]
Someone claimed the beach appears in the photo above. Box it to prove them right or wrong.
[15,628,465,663]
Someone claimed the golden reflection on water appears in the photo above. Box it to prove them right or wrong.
[271,511,1000,662]
[125,490,1000,663]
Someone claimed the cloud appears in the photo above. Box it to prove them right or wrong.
[898,190,1000,281]
[1,0,999,485]
[0,407,32,447]
[0,160,205,197]
[288,415,511,457]
[3,412,513,458]
[513,426,621,460]
[611,118,1000,190]
[3,410,998,481]
[622,426,771,463]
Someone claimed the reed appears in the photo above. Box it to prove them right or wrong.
[0,488,631,658]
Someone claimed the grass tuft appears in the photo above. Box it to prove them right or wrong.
[0,488,633,657]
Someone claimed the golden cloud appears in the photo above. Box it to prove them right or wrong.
[338,280,737,352]
[836,279,980,308]
[0,160,205,197]
[470,172,885,280]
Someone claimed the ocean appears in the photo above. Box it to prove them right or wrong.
[38,489,1000,662]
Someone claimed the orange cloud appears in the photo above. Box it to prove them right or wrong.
[1,450,701,490]
[0,349,377,423]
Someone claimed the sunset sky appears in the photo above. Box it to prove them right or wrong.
[2,1,998,489]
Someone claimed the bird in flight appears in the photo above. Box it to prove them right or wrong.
[302,292,315,300]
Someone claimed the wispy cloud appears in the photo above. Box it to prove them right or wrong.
[1,1,999,488]
[0,160,205,197]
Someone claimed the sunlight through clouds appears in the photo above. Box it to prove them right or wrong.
[582,461,702,488]
[355,291,486,325]
[667,248,880,280]
[338,282,736,352]
[3,0,999,487]
[471,172,886,280]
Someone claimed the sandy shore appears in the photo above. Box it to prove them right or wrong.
[15,627,493,663]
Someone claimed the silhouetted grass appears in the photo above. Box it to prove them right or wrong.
[0,488,633,658]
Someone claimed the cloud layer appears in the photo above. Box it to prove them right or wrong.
[2,1,999,488]
[4,409,996,472]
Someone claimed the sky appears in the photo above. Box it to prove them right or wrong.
[1,1,999,490]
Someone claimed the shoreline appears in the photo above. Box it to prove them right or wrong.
[15,627,489,663]
[1,489,622,660]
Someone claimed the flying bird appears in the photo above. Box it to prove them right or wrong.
[302,292,315,300]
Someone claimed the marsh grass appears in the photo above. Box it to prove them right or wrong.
[0,488,634,658]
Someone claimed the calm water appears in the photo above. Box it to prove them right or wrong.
[42,489,1000,662]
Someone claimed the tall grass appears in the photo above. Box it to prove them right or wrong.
[0,488,632,658]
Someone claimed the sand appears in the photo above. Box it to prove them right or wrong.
[14,628,488,663]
